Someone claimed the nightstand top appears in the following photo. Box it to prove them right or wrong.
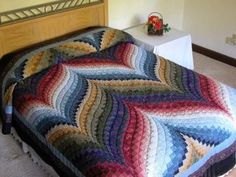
[125,24,191,46]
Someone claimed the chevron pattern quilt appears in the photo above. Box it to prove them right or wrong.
[1,28,236,177]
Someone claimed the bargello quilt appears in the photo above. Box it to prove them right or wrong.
[1,28,236,177]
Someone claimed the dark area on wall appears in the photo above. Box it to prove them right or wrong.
[192,44,236,67]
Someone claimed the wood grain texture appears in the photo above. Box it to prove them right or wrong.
[0,2,108,58]
[103,0,108,26]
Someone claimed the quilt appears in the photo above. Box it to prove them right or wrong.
[1,28,236,177]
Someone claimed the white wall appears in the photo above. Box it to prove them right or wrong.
[108,0,184,30]
[108,0,160,29]
[156,0,185,30]
[182,0,236,58]
[109,0,236,59]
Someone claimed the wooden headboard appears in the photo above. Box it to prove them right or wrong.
[0,0,108,58]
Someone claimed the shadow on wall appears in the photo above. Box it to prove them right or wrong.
[129,15,143,28]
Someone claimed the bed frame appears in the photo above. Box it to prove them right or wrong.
[0,0,108,58]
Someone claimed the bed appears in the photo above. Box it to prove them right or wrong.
[0,1,236,177]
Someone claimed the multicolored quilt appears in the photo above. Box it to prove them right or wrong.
[1,28,236,177]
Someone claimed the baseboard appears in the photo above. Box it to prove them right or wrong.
[192,44,236,67]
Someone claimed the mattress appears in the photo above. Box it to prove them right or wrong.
[1,27,236,177]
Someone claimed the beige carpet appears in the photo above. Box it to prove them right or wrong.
[193,52,236,88]
[0,126,50,177]
[0,52,235,177]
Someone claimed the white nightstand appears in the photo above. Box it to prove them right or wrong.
[125,25,194,70]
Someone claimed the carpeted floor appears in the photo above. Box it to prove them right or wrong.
[0,126,50,177]
[193,52,236,88]
[0,52,235,177]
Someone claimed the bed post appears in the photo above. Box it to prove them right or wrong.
[104,0,108,26]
